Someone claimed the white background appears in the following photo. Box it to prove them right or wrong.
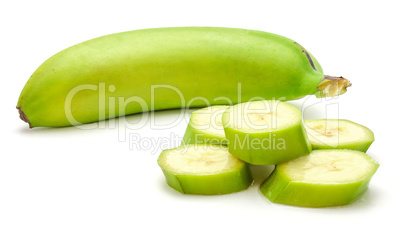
[1,0,401,229]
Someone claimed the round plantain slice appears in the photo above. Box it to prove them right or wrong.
[260,149,379,207]
[222,100,311,165]
[304,119,375,152]
[181,106,229,146]
[157,144,253,195]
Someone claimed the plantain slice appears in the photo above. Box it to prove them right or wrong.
[260,149,379,207]
[158,144,253,195]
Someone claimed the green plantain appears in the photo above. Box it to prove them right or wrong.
[17,27,351,128]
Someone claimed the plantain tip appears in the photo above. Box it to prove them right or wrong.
[17,106,32,128]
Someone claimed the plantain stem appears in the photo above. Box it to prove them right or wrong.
[294,42,352,98]
[316,75,352,98]
[17,107,32,128]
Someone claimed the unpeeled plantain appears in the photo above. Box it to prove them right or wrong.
[17,27,351,128]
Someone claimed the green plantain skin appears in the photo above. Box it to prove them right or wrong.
[160,165,253,195]
[223,122,312,165]
[260,168,373,207]
[17,27,327,128]
[181,123,229,146]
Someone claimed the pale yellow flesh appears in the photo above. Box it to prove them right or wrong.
[162,145,242,175]
[224,101,301,133]
[190,106,228,138]
[281,150,377,183]
[305,120,373,148]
